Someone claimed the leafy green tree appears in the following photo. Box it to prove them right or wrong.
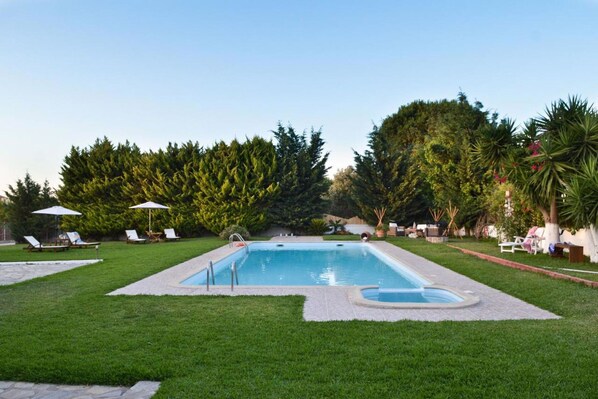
[269,124,330,232]
[194,137,280,234]
[327,166,359,218]
[4,173,58,242]
[58,137,141,238]
[354,94,493,227]
[484,182,543,240]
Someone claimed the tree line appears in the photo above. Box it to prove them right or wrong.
[4,94,596,255]
[4,124,330,241]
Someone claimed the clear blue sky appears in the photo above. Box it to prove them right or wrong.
[2,0,598,194]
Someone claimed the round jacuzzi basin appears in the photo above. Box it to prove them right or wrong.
[361,287,464,304]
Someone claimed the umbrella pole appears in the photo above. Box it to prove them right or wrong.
[149,209,152,232]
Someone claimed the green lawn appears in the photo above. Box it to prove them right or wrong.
[1,238,597,398]
[446,238,598,282]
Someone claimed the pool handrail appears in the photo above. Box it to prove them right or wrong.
[229,233,249,254]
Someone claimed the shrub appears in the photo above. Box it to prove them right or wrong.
[308,219,329,235]
[219,224,251,240]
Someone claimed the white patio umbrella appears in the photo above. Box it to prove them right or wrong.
[32,205,82,217]
[129,201,169,232]
[32,205,82,237]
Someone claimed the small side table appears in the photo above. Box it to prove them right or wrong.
[552,243,584,263]
[146,231,163,243]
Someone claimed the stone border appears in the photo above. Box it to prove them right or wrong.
[110,238,559,322]
[448,245,598,288]
[348,284,480,309]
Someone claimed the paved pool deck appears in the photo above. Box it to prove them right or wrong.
[0,260,102,286]
[109,236,560,322]
[0,380,160,399]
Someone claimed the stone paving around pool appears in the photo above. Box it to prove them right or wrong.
[110,237,560,322]
[0,380,160,399]
[0,260,102,286]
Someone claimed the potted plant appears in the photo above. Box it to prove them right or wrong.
[376,223,389,238]
[427,208,445,237]
[373,207,387,238]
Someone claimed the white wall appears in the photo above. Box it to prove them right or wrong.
[560,227,595,258]
[344,224,375,235]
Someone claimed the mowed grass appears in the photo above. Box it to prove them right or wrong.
[446,237,598,282]
[1,237,597,398]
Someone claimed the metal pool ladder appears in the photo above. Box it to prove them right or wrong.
[205,260,238,291]
[229,233,249,254]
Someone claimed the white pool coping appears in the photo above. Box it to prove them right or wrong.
[108,237,560,322]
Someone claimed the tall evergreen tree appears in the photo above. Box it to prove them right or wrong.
[269,124,330,231]
[124,141,204,236]
[194,137,279,234]
[58,137,141,238]
[5,173,58,242]
[352,127,425,225]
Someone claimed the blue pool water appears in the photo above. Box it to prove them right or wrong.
[361,287,463,303]
[181,242,428,288]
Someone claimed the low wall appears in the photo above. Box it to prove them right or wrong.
[560,228,595,257]
[344,224,375,235]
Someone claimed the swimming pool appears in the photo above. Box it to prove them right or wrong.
[181,242,426,287]
[179,242,477,306]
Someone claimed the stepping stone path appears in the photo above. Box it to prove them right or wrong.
[0,381,159,399]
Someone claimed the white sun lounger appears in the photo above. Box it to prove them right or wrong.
[499,227,544,255]
[66,231,100,248]
[164,228,181,241]
[23,235,68,252]
[125,230,147,244]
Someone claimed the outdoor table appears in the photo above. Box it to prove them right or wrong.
[146,231,162,243]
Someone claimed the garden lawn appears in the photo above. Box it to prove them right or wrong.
[447,238,598,282]
[1,237,597,398]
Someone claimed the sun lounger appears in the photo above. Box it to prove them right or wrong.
[66,232,100,248]
[125,229,147,244]
[23,236,68,252]
[498,226,544,254]
[164,228,181,241]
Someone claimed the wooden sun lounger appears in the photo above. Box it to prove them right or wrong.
[66,232,101,249]
[125,230,147,244]
[23,236,69,252]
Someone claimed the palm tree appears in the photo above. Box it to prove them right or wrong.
[560,156,598,263]
[475,96,596,251]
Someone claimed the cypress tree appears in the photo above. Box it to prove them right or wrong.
[270,124,330,232]
[194,137,279,234]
